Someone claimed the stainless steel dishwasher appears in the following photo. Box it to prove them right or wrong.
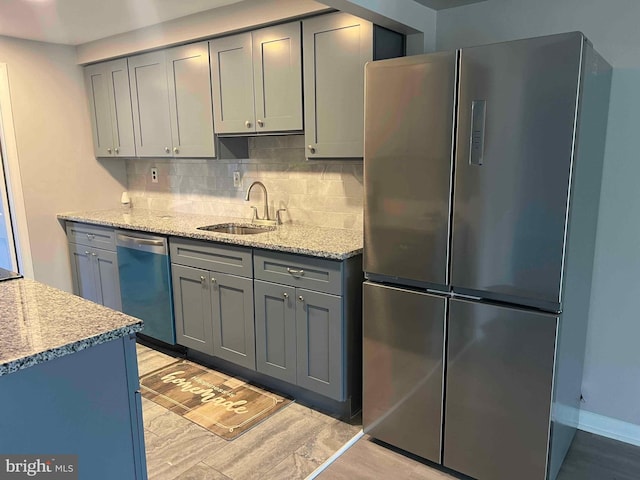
[116,230,176,345]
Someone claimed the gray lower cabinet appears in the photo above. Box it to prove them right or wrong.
[295,288,342,399]
[171,264,214,354]
[254,281,342,399]
[170,238,255,370]
[254,280,297,384]
[254,250,358,401]
[67,222,121,311]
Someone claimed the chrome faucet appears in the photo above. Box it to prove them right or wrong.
[245,181,270,221]
[245,181,286,226]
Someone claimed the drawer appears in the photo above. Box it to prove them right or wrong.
[254,250,342,295]
[169,237,252,277]
[66,222,116,250]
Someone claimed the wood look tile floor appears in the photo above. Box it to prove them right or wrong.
[136,344,361,480]
[137,344,640,480]
[316,432,640,480]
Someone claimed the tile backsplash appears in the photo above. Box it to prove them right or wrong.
[125,135,364,230]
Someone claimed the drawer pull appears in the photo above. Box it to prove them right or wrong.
[86,233,95,240]
[287,268,305,277]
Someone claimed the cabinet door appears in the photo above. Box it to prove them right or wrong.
[68,243,99,304]
[105,59,136,157]
[166,42,215,158]
[295,288,343,400]
[209,33,256,134]
[303,12,372,158]
[94,248,122,311]
[211,272,256,370]
[84,63,114,157]
[172,264,214,355]
[254,280,297,384]
[252,22,303,132]
[128,51,173,157]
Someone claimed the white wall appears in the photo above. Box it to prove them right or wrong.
[0,35,127,291]
[437,0,640,431]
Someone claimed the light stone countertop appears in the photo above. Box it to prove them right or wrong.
[0,278,143,376]
[57,209,363,260]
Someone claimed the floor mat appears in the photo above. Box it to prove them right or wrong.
[140,359,293,440]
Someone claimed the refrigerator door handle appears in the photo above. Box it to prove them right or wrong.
[469,99,486,166]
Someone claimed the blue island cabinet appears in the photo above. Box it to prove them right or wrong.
[0,335,146,479]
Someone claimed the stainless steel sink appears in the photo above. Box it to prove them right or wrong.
[197,223,276,235]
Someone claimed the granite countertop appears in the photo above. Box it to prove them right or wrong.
[57,209,363,260]
[0,278,143,376]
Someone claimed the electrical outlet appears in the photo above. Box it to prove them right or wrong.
[151,167,158,183]
[233,171,241,188]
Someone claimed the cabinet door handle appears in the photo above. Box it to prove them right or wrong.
[165,147,171,153]
[307,145,316,154]
[298,295,304,302]
[200,275,206,286]
[173,147,179,154]
[245,120,252,128]
[107,147,112,154]
[283,292,288,298]
[211,277,216,285]
[84,251,90,255]
[91,252,97,257]
[287,268,304,277]
[114,147,119,154]
[257,119,264,127]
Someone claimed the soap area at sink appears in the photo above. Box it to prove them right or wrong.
[125,135,364,232]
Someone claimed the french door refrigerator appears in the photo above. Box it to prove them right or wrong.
[362,32,611,480]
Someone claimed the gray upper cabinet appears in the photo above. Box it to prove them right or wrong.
[209,33,255,134]
[84,59,136,157]
[252,22,303,132]
[166,43,216,157]
[210,21,302,134]
[128,51,173,157]
[303,12,373,159]
[129,42,215,157]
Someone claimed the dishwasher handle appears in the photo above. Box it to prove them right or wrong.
[116,231,168,255]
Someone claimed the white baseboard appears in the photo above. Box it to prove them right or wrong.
[579,410,640,447]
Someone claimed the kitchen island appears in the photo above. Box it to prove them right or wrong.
[0,277,147,479]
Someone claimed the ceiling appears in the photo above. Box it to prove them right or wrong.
[0,0,245,45]
[0,0,487,46]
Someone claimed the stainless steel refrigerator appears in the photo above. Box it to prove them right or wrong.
[362,32,612,480]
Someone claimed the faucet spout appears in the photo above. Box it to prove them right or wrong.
[245,181,269,220]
